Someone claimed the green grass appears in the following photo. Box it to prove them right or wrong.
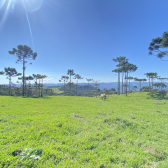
[1,92,168,167]
[51,87,64,94]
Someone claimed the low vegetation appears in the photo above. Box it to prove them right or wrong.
[1,92,168,167]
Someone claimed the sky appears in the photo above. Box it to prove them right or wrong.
[1,0,168,84]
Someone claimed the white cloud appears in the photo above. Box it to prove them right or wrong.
[44,78,53,82]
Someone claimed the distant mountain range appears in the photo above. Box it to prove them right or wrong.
[2,82,167,91]
[46,82,168,91]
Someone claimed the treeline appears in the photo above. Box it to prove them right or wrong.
[0,84,54,97]
[1,31,168,97]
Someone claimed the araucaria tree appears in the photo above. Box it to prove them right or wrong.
[113,56,127,94]
[9,45,37,96]
[67,69,75,96]
[112,68,122,95]
[157,77,168,91]
[121,61,138,96]
[125,76,134,91]
[153,83,167,90]
[86,78,93,96]
[73,74,83,96]
[93,80,100,98]
[144,72,158,92]
[148,31,168,61]
[2,67,21,96]
[59,76,69,96]
[38,75,47,97]
[134,78,147,91]
[32,74,39,96]
[19,76,34,96]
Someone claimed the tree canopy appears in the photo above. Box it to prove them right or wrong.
[148,31,168,61]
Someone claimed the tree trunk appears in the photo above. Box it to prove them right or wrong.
[25,80,27,96]
[76,80,78,96]
[22,57,25,96]
[119,72,120,94]
[39,79,40,96]
[117,72,120,95]
[122,71,123,94]
[70,75,71,96]
[42,78,43,97]
[35,78,37,96]
[126,72,128,96]
[149,77,150,92]
[124,72,126,93]
[64,81,65,96]
[9,76,11,96]
[129,79,130,91]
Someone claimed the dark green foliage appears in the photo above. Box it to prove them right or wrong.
[144,72,158,92]
[18,76,34,96]
[132,86,137,91]
[0,85,8,95]
[148,31,168,60]
[2,67,21,96]
[148,90,167,100]
[0,71,4,75]
[157,77,168,91]
[153,83,167,90]
[140,86,152,92]
[134,78,147,91]
[59,84,96,96]
[103,88,117,95]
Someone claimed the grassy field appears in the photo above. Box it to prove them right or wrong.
[1,92,168,168]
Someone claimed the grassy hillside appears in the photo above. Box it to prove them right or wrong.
[1,93,168,167]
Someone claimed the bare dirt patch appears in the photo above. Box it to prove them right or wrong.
[146,146,162,156]
[73,114,82,118]
[155,110,161,113]
[153,102,162,105]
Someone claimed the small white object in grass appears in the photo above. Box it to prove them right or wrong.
[30,155,40,159]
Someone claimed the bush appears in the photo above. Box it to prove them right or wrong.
[140,86,151,92]
[148,90,167,99]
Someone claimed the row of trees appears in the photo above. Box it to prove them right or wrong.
[112,56,138,96]
[112,56,168,96]
[59,69,102,97]
[0,69,49,96]
[1,30,168,97]
[0,45,50,97]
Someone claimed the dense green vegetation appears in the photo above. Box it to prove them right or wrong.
[0,84,98,97]
[1,92,168,167]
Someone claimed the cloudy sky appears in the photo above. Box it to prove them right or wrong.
[1,0,168,84]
